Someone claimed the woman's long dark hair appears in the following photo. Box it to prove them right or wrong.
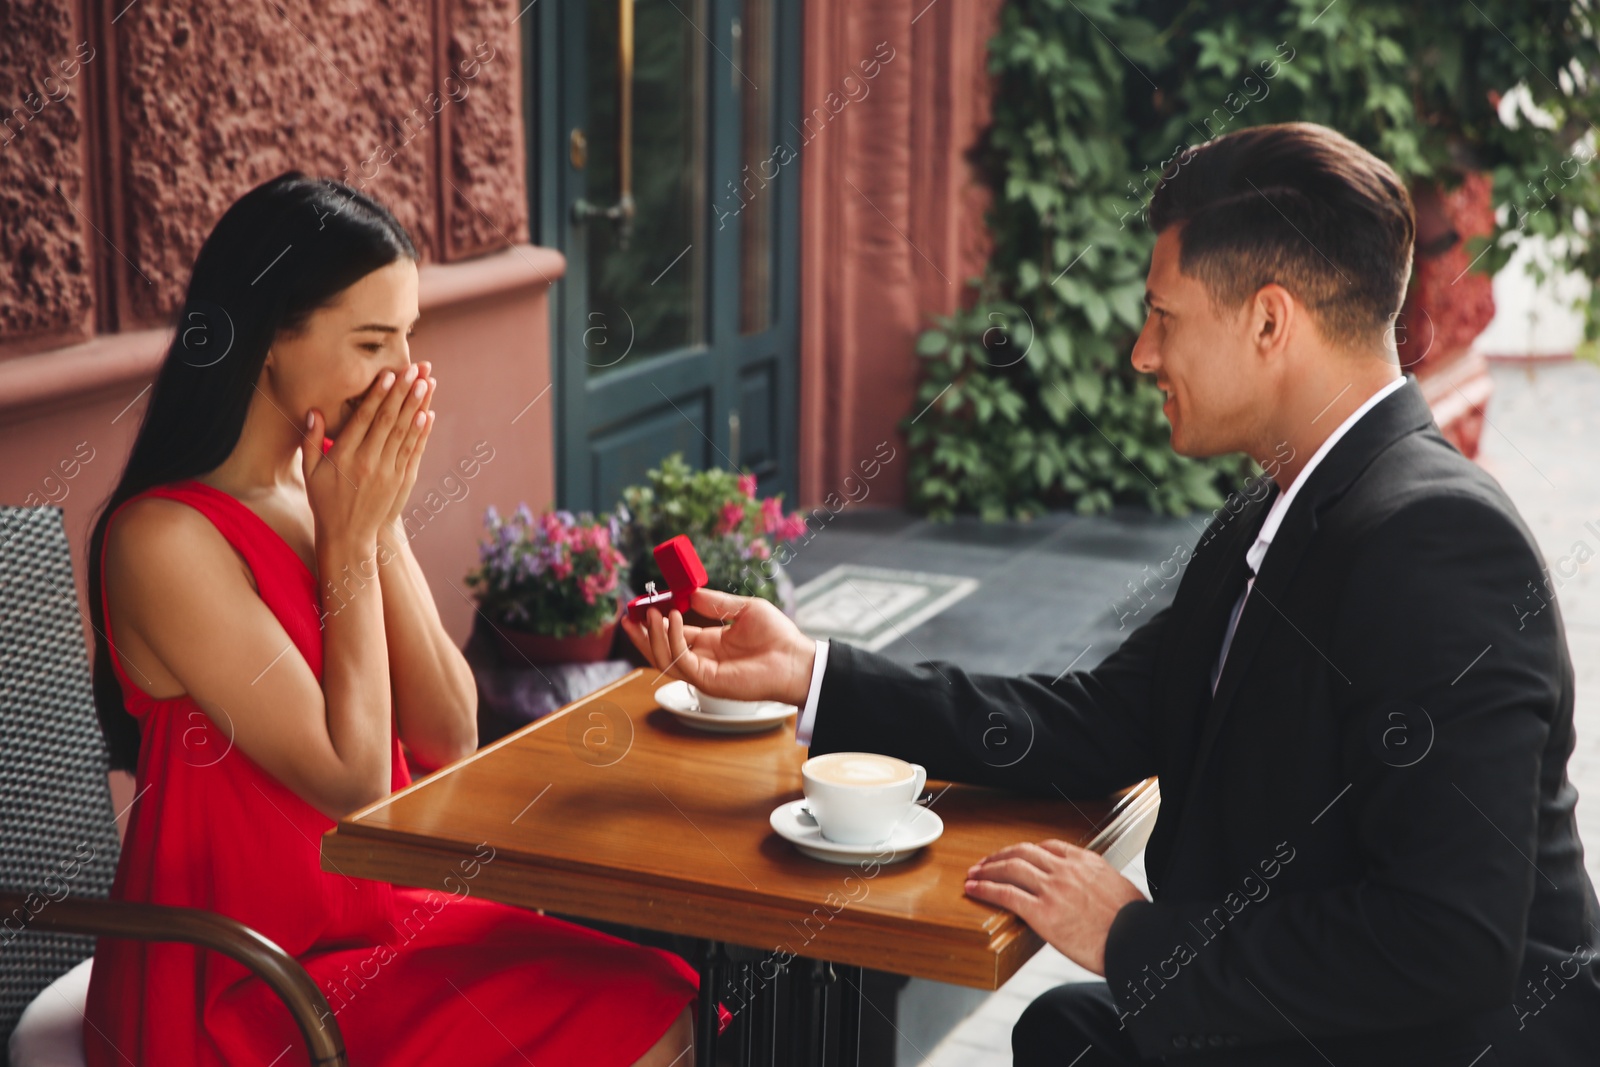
[88,172,418,772]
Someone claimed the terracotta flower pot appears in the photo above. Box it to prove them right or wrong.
[493,615,619,665]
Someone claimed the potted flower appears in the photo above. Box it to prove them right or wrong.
[616,454,810,613]
[466,504,629,664]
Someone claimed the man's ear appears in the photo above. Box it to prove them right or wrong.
[1251,283,1296,358]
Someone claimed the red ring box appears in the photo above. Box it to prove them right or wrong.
[625,535,709,623]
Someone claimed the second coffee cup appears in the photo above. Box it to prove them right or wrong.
[692,685,765,716]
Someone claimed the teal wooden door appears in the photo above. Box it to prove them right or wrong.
[529,0,801,513]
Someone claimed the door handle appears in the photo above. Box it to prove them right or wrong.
[571,0,636,247]
[729,410,741,465]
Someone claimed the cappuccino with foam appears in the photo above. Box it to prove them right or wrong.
[800,751,927,845]
[803,752,913,787]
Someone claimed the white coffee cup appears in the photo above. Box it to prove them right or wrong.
[800,751,927,845]
[692,686,764,716]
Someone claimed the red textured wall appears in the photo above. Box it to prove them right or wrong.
[444,0,529,259]
[110,0,440,326]
[0,0,529,352]
[0,0,97,350]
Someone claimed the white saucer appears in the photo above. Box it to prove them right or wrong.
[769,799,944,865]
[654,681,797,734]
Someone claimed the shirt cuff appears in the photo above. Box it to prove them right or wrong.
[794,638,830,746]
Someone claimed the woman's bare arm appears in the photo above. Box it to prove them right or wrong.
[106,498,392,819]
[375,517,477,769]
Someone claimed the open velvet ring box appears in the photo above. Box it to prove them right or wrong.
[625,535,709,624]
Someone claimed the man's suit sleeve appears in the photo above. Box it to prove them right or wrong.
[808,604,1169,797]
[1102,494,1560,1057]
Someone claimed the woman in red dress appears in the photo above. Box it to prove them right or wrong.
[83,172,701,1065]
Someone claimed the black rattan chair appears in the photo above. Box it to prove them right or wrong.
[0,505,345,1066]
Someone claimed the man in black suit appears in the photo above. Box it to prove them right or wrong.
[622,122,1600,1065]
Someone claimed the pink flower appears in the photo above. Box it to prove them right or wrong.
[777,513,809,542]
[738,473,758,498]
[719,501,747,536]
[553,558,573,581]
[579,573,599,605]
[759,496,784,534]
[749,539,771,560]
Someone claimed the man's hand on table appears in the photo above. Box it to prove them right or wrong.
[621,587,815,708]
[965,839,1147,976]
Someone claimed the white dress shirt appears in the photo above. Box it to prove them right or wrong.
[797,375,1409,743]
[794,636,831,744]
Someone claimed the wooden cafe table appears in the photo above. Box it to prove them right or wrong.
[321,668,1160,1067]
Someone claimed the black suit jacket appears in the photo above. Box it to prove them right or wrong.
[810,378,1600,1065]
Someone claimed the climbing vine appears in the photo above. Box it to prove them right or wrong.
[906,0,1600,520]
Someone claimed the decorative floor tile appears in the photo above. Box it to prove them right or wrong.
[792,565,979,651]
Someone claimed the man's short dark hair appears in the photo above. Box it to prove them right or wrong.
[1147,122,1416,350]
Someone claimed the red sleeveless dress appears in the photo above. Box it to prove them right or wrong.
[84,476,701,1066]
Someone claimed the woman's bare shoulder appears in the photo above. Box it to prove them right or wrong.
[102,495,261,699]
[105,494,255,597]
